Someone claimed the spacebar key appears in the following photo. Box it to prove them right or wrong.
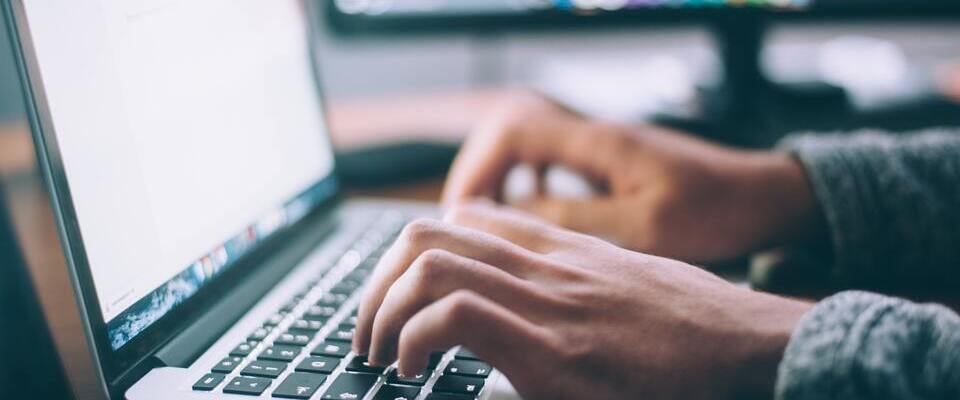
[320,373,378,400]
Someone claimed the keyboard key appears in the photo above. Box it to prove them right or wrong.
[304,306,337,321]
[428,352,446,369]
[212,356,243,374]
[330,280,360,295]
[241,360,287,379]
[272,372,327,399]
[433,375,484,396]
[249,326,273,341]
[259,345,301,362]
[230,341,259,357]
[343,270,368,285]
[326,326,355,342]
[279,299,300,313]
[223,376,272,396]
[341,315,358,328]
[387,369,430,386]
[345,355,385,374]
[454,348,481,361]
[286,328,319,339]
[315,293,348,308]
[290,319,324,332]
[192,373,225,391]
[275,332,313,347]
[373,384,420,400]
[295,356,340,374]
[425,393,475,400]
[320,372,378,400]
[264,312,287,326]
[311,340,350,358]
[444,360,491,378]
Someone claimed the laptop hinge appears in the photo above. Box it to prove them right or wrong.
[153,207,340,368]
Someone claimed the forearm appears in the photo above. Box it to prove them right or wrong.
[776,291,960,400]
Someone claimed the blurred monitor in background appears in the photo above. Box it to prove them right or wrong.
[330,0,956,20]
[325,0,960,149]
[320,0,960,185]
[331,0,813,16]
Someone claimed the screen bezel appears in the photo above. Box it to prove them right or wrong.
[324,1,960,36]
[3,0,342,393]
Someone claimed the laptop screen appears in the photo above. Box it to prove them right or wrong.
[18,0,336,350]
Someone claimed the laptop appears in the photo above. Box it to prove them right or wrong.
[4,1,521,399]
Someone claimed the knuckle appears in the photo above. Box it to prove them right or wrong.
[439,290,481,328]
[411,249,453,284]
[555,335,592,367]
[609,129,636,149]
[487,128,515,154]
[485,114,521,144]
[604,129,640,165]
[400,218,442,245]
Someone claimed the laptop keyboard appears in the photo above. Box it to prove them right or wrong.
[191,212,493,400]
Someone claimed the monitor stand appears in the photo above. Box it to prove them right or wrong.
[655,13,850,148]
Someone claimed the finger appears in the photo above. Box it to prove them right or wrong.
[367,249,548,365]
[354,218,549,354]
[395,289,552,379]
[443,201,567,253]
[513,197,627,240]
[442,115,621,205]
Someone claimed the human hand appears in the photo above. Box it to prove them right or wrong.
[442,92,821,263]
[353,202,812,400]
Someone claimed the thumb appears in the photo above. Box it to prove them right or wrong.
[511,196,624,239]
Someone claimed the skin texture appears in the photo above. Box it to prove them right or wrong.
[442,92,823,263]
[353,202,813,400]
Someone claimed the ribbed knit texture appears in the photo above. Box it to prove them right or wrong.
[774,129,960,399]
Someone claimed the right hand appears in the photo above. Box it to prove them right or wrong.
[442,92,821,263]
[352,202,812,400]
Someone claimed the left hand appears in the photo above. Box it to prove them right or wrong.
[441,92,820,263]
[352,202,812,400]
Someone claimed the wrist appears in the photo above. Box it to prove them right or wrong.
[740,151,825,250]
[728,294,813,400]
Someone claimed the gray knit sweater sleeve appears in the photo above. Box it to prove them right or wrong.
[778,128,960,288]
[772,129,960,400]
[776,291,960,400]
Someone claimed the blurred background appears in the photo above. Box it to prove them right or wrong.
[4,3,960,158]
[2,1,960,398]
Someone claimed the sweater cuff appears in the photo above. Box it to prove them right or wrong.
[777,132,887,284]
[775,291,960,400]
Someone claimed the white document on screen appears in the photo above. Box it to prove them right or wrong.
[23,0,334,321]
